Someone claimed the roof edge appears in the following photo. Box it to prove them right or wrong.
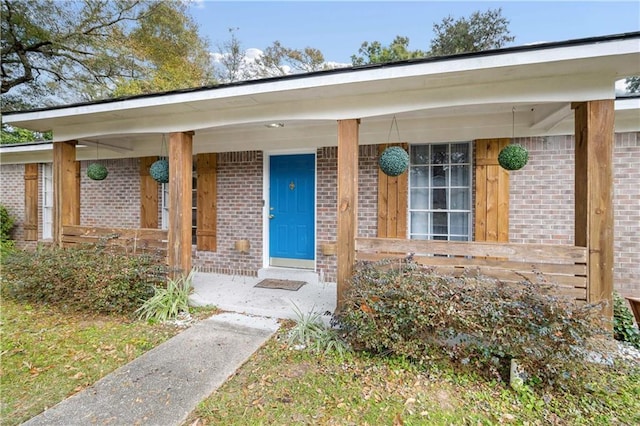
[3,31,640,117]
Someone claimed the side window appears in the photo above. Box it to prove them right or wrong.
[42,163,53,239]
[409,142,472,241]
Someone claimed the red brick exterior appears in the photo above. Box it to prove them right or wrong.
[1,133,638,295]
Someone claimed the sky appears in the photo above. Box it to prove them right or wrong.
[188,1,640,64]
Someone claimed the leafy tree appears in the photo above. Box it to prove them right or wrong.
[626,76,640,93]
[111,1,214,97]
[429,8,514,56]
[351,36,425,66]
[254,40,327,77]
[1,123,51,144]
[212,28,252,83]
[1,0,213,110]
[351,8,514,66]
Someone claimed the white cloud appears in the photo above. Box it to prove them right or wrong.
[615,78,630,96]
[188,0,205,10]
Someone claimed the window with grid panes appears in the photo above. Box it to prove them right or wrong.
[42,163,53,239]
[409,142,472,241]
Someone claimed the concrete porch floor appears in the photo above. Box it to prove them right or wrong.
[189,272,337,321]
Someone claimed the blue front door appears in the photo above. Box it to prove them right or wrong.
[269,154,315,265]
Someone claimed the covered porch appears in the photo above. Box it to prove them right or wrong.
[3,33,639,320]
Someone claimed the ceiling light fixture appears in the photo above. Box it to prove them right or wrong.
[265,122,285,128]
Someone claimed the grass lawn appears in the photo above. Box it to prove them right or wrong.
[0,299,214,425]
[2,299,638,426]
[187,324,640,426]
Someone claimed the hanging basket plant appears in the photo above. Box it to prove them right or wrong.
[379,146,409,177]
[150,159,169,183]
[498,144,529,171]
[87,163,108,181]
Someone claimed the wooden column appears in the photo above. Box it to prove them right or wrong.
[167,132,193,276]
[24,163,39,240]
[336,119,360,311]
[53,141,79,245]
[140,156,159,228]
[573,100,615,319]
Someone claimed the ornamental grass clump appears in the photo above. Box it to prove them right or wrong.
[336,259,611,389]
[136,269,195,322]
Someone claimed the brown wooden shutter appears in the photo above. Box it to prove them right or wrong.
[140,156,159,228]
[24,163,39,240]
[474,138,510,242]
[196,153,217,251]
[377,143,408,238]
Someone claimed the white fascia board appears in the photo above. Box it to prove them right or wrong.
[615,97,640,110]
[4,37,638,128]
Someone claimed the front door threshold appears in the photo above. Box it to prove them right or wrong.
[270,257,314,269]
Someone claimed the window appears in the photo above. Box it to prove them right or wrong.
[409,142,472,241]
[42,163,53,239]
[161,159,197,245]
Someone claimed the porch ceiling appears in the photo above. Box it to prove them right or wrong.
[2,33,639,162]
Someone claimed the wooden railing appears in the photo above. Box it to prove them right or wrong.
[62,225,168,259]
[355,237,588,301]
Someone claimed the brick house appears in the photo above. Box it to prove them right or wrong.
[2,32,639,315]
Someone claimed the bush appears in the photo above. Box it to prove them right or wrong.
[336,259,610,388]
[613,292,640,349]
[1,244,167,315]
[0,204,15,241]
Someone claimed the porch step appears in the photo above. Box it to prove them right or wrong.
[257,267,319,285]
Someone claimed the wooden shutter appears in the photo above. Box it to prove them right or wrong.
[24,163,39,240]
[196,153,217,251]
[474,138,510,242]
[140,156,159,228]
[377,143,408,238]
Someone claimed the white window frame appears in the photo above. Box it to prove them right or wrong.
[42,163,53,239]
[408,142,473,241]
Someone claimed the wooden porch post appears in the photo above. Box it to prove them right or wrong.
[573,100,615,319]
[336,119,359,311]
[167,132,193,276]
[53,141,79,246]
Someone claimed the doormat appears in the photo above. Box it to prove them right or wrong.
[254,279,306,291]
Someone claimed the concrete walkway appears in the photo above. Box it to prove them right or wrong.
[22,272,334,425]
[23,313,279,426]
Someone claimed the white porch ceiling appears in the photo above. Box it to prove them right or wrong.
[2,33,639,163]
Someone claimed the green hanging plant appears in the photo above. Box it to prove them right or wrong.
[87,163,108,181]
[498,144,529,171]
[150,159,169,183]
[379,146,409,177]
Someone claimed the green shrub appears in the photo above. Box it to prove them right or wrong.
[0,204,15,241]
[1,244,166,314]
[336,259,610,389]
[613,292,640,349]
[136,270,194,321]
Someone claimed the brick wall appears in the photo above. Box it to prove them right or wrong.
[2,133,638,295]
[315,145,379,282]
[193,151,263,276]
[81,158,141,228]
[510,132,640,296]
[0,163,27,245]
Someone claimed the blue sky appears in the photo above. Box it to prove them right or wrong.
[189,1,640,63]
